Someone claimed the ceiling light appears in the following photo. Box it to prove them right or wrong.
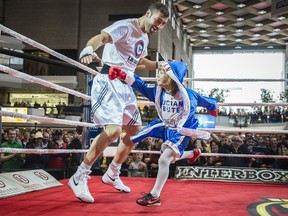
[193,5,201,9]
[202,39,209,42]
[204,46,210,49]
[258,10,267,15]
[267,46,274,49]
[216,11,224,16]
[278,16,286,20]
[255,23,263,27]
[270,38,277,41]
[252,42,258,46]
[218,34,225,38]
[253,34,260,37]
[237,3,246,8]
[235,39,242,42]
[217,24,224,28]
[219,43,226,46]
[235,46,242,49]
[273,28,281,32]
[197,18,204,22]
[199,30,207,33]
[236,17,244,22]
[236,29,243,33]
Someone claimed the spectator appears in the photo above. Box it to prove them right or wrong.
[47,129,69,179]
[0,128,25,172]
[128,152,148,177]
[24,131,49,169]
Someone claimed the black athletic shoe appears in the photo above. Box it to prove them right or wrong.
[136,193,161,206]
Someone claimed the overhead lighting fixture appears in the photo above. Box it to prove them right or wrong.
[258,10,267,15]
[255,23,263,27]
[204,46,210,49]
[219,43,226,46]
[197,18,204,22]
[236,17,244,22]
[267,46,274,49]
[252,42,258,46]
[235,46,242,49]
[237,3,246,8]
[193,5,201,9]
[270,38,276,41]
[216,11,224,16]
[202,39,209,42]
[217,24,224,28]
[273,28,281,32]
[199,29,207,33]
[253,34,260,37]
[218,34,225,38]
[236,29,243,33]
[278,16,286,21]
[235,39,242,42]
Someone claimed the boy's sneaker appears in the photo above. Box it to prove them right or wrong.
[68,169,94,203]
[189,148,201,164]
[102,172,131,193]
[136,193,161,206]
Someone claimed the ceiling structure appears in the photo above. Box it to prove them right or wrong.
[172,0,288,50]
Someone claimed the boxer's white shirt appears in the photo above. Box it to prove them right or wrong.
[101,18,149,75]
[161,92,184,128]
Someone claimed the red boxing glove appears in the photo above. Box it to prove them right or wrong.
[118,70,127,80]
[207,108,218,117]
[108,66,127,81]
[108,66,121,80]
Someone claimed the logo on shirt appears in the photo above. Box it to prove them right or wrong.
[135,40,144,58]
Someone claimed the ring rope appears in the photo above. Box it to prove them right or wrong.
[0,110,96,128]
[202,128,288,134]
[141,77,288,82]
[0,24,98,76]
[2,64,286,108]
[0,147,287,159]
[0,110,287,134]
[137,101,288,107]
[1,24,287,84]
[0,64,91,101]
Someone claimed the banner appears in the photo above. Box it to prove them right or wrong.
[175,166,288,184]
[271,0,288,17]
[0,169,62,199]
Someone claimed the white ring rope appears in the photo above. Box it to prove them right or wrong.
[0,24,99,76]
[202,128,288,134]
[0,64,91,101]
[0,110,96,128]
[141,77,288,82]
[1,24,287,84]
[2,64,287,108]
[0,110,287,134]
[0,148,287,159]
[137,101,288,107]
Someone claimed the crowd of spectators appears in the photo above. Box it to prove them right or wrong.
[1,127,288,180]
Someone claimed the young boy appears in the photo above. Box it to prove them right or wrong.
[109,61,218,206]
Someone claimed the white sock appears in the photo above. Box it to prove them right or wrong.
[108,161,122,176]
[150,148,174,198]
[80,162,91,170]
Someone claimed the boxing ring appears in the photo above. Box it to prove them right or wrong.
[0,24,288,216]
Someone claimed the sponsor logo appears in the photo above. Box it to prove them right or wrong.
[34,171,49,181]
[0,180,6,188]
[13,174,29,184]
[247,197,288,215]
[175,166,288,184]
[134,40,144,58]
[106,174,115,182]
